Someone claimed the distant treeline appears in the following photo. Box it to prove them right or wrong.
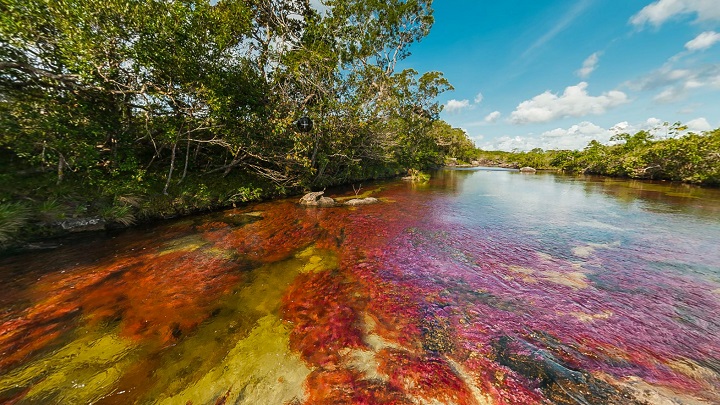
[476,127,720,186]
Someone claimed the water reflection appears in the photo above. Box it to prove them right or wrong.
[1,170,719,404]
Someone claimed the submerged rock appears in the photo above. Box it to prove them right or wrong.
[344,197,379,206]
[492,336,641,404]
[299,191,336,207]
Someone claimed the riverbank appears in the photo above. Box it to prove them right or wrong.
[3,155,716,254]
[0,166,407,254]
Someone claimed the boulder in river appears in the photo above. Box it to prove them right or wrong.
[344,197,379,206]
[299,191,336,207]
[519,166,537,173]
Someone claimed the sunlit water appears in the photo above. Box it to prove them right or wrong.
[1,168,719,404]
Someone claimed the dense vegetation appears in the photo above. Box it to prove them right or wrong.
[1,1,717,247]
[477,127,720,186]
[0,0,480,245]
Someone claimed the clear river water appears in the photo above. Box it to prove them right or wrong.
[1,168,719,404]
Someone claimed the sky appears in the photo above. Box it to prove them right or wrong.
[389,0,720,151]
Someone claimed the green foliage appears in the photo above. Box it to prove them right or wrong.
[531,128,720,186]
[0,202,30,244]
[101,204,135,227]
[470,125,719,187]
[0,0,489,244]
[406,168,430,182]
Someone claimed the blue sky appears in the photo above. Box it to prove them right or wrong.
[391,0,720,151]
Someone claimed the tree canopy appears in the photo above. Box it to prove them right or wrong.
[1,0,484,240]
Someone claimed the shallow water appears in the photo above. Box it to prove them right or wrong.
[1,168,719,404]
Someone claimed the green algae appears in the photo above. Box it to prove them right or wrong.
[296,246,339,274]
[156,234,209,256]
[334,186,384,202]
[0,327,137,404]
[0,244,339,404]
[130,245,337,402]
[158,315,310,405]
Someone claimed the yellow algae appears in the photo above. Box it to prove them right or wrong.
[535,252,554,262]
[596,373,715,405]
[507,265,535,275]
[572,245,595,258]
[665,192,700,198]
[446,358,494,405]
[202,246,238,260]
[542,270,589,289]
[0,329,136,404]
[666,358,720,396]
[158,315,310,405]
[505,266,537,283]
[295,246,339,274]
[156,235,208,256]
[133,248,331,401]
[570,310,613,322]
[334,186,384,202]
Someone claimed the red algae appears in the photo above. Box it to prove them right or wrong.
[377,348,477,405]
[303,368,412,405]
[282,271,366,367]
[78,250,241,343]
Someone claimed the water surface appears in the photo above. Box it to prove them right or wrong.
[1,169,719,404]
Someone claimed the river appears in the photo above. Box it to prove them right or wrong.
[1,168,719,404]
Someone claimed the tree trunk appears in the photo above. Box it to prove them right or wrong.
[179,136,191,184]
[163,141,178,195]
[56,153,66,185]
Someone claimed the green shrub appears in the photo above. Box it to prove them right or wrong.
[0,202,30,245]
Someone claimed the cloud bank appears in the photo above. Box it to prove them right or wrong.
[484,111,501,123]
[685,31,720,51]
[577,52,602,78]
[480,117,713,151]
[510,82,628,124]
[445,99,471,113]
[631,0,720,27]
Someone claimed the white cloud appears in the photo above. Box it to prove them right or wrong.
[631,63,720,102]
[686,117,712,131]
[685,31,720,51]
[480,136,541,152]
[645,117,664,127]
[474,92,484,104]
[484,111,501,123]
[479,117,714,151]
[509,82,629,124]
[480,121,613,151]
[577,52,602,78]
[631,0,720,27]
[444,99,471,113]
[540,121,615,149]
